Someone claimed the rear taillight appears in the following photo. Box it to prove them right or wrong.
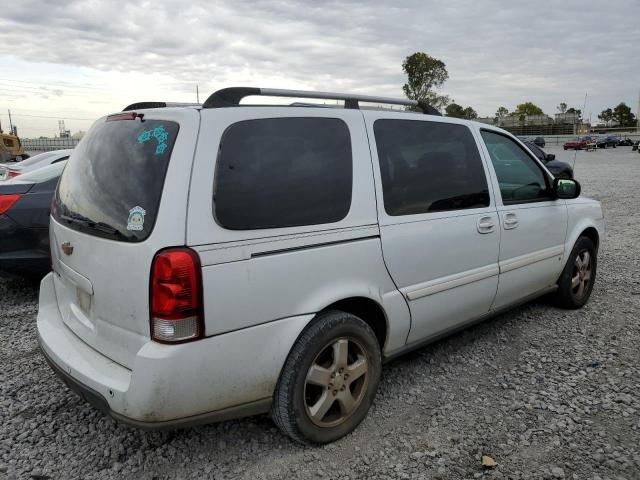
[0,194,20,215]
[7,171,20,179]
[150,248,203,343]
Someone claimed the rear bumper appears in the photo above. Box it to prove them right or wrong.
[37,272,311,427]
[38,340,271,429]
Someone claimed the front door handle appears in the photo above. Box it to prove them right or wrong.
[503,212,519,229]
[477,216,495,234]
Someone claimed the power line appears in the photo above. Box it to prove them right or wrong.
[0,88,96,98]
[0,77,109,92]
[0,113,95,120]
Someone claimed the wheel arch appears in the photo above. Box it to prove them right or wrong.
[318,296,389,351]
[579,226,599,251]
[562,210,603,273]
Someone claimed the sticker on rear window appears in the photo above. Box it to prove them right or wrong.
[137,125,169,156]
[127,206,146,231]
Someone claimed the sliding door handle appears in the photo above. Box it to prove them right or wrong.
[503,212,519,229]
[477,216,496,234]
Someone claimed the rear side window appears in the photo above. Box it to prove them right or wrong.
[373,119,489,216]
[214,117,352,230]
[53,119,179,242]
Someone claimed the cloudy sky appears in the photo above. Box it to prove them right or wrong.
[1,0,639,137]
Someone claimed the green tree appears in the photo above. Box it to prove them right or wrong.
[494,106,508,124]
[598,108,613,125]
[495,106,509,118]
[462,106,478,119]
[402,52,450,110]
[612,102,636,127]
[557,102,567,114]
[445,103,465,118]
[510,102,545,117]
[445,103,478,119]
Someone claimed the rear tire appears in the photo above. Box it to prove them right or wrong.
[271,310,381,445]
[553,236,597,309]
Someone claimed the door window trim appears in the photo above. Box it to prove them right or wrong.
[371,118,494,219]
[479,128,553,206]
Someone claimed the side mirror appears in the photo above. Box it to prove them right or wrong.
[546,153,555,161]
[554,178,581,199]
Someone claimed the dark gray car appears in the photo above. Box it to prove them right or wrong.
[523,141,573,179]
[0,161,66,276]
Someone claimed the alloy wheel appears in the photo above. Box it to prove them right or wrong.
[304,337,369,427]
[571,249,592,299]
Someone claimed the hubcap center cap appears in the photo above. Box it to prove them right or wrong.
[332,372,345,390]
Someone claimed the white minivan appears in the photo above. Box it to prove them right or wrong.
[37,88,603,444]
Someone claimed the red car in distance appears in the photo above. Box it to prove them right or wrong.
[563,136,594,150]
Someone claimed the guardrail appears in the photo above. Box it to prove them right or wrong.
[21,137,80,152]
[520,134,640,146]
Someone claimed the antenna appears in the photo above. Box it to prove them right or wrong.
[570,93,588,173]
[637,89,640,133]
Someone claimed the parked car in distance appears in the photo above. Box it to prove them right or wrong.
[0,160,67,276]
[522,141,573,178]
[0,149,72,181]
[595,136,617,149]
[38,87,603,445]
[604,135,618,148]
[563,136,594,150]
[531,136,545,147]
[519,136,545,147]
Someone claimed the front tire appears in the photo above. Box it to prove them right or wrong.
[271,310,381,445]
[553,236,597,309]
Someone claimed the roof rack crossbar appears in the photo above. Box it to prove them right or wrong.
[202,87,441,115]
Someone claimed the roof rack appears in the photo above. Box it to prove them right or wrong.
[202,87,441,116]
[122,102,201,112]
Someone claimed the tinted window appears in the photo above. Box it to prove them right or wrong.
[214,117,352,230]
[481,130,550,204]
[53,119,179,242]
[373,119,489,216]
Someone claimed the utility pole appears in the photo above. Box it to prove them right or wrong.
[196,84,200,104]
[582,93,588,133]
[8,109,14,135]
[636,89,640,133]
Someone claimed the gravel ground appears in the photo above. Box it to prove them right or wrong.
[1,146,639,480]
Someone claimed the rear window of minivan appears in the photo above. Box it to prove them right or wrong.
[52,118,179,242]
[214,117,352,230]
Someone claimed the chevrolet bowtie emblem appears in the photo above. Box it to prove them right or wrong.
[61,242,74,255]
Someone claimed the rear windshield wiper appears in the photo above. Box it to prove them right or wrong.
[60,214,130,240]
[60,213,91,226]
[91,222,131,240]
